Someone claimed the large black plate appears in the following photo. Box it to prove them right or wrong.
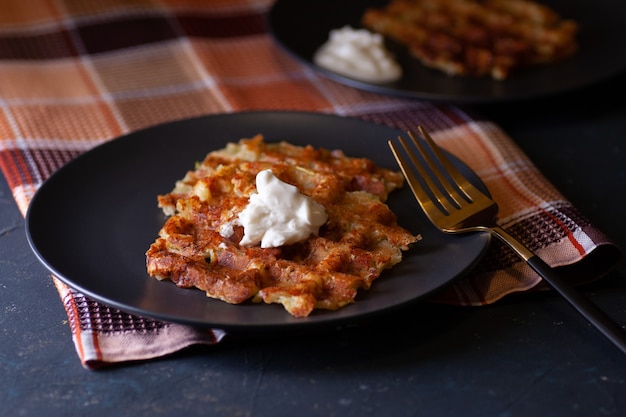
[268,0,626,103]
[25,112,489,330]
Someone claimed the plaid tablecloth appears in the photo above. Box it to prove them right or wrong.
[0,0,620,369]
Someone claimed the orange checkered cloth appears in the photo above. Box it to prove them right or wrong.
[0,0,620,369]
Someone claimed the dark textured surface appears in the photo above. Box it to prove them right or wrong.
[2,72,626,417]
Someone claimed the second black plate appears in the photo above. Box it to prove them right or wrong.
[268,0,626,103]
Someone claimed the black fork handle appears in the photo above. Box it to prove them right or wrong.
[526,255,626,355]
[491,225,626,354]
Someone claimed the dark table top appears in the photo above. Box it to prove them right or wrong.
[2,72,625,417]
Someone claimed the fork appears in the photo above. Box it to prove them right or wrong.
[388,127,626,355]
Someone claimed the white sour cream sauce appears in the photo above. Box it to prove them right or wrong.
[313,25,402,83]
[236,169,328,248]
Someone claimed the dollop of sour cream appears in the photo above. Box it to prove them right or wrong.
[314,25,402,83]
[237,169,328,248]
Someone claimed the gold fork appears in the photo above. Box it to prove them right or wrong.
[389,127,626,354]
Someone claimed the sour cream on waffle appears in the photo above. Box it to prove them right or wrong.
[237,169,328,248]
[314,25,402,83]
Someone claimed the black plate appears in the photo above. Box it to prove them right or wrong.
[268,0,626,103]
[25,111,489,330]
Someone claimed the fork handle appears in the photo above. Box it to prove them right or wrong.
[526,255,626,355]
[491,226,626,355]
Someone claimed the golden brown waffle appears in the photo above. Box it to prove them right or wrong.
[146,135,420,317]
[362,0,578,80]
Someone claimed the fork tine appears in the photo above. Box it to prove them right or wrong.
[393,135,456,215]
[391,128,476,216]
[388,138,445,223]
[415,126,485,203]
[406,129,469,209]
